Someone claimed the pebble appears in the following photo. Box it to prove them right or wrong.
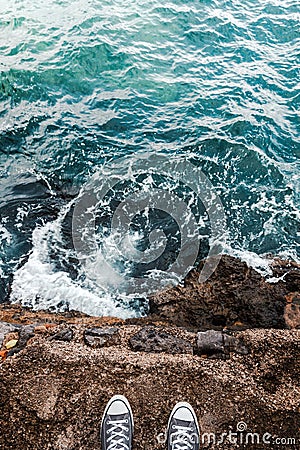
[48,329,73,342]
[84,327,120,348]
[5,339,18,350]
[0,321,20,347]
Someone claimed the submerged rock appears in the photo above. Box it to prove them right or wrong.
[129,326,193,354]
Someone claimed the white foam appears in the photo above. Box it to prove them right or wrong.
[10,215,142,318]
[266,273,288,284]
[0,224,12,245]
[221,244,274,277]
[221,244,300,284]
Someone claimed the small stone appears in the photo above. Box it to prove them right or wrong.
[84,327,120,348]
[3,331,19,349]
[5,339,18,350]
[19,325,35,345]
[34,325,48,333]
[196,330,249,358]
[0,322,20,347]
[45,323,58,329]
[129,327,193,354]
[223,334,249,355]
[7,325,35,356]
[196,330,225,357]
[0,350,8,361]
[48,329,73,342]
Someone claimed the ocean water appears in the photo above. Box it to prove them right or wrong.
[0,0,299,317]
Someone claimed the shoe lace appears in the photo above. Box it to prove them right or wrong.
[106,419,130,450]
[170,424,195,450]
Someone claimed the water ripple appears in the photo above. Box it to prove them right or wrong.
[0,0,299,311]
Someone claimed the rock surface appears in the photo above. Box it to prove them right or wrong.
[1,255,299,332]
[0,326,299,450]
[149,255,300,330]
[284,292,300,329]
[0,254,299,449]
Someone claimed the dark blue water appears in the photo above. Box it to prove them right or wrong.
[0,0,299,317]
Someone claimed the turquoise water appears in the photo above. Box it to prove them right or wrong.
[0,0,299,316]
